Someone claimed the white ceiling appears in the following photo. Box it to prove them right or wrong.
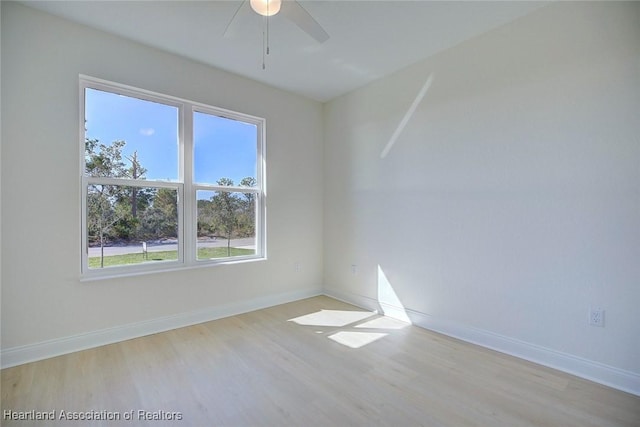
[21,1,547,102]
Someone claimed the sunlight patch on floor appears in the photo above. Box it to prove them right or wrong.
[288,307,407,350]
[327,331,388,349]
[288,309,376,327]
[287,268,412,349]
[355,316,409,330]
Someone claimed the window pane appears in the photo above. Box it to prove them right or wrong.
[196,190,256,260]
[86,184,178,269]
[193,112,257,185]
[85,88,179,181]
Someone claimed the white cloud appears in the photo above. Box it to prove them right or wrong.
[139,128,155,136]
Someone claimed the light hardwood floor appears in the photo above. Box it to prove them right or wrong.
[2,296,639,426]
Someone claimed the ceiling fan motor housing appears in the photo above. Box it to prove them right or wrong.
[250,0,281,17]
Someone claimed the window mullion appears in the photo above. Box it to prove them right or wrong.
[183,104,195,264]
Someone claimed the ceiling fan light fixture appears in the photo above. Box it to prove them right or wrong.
[250,0,282,17]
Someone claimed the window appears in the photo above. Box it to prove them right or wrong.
[81,76,265,277]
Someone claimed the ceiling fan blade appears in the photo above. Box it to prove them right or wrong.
[223,0,250,38]
[281,0,329,43]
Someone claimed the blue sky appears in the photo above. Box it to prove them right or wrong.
[85,88,256,185]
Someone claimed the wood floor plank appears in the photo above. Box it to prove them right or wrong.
[2,296,639,426]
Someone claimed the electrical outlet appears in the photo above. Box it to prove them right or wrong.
[294,262,301,272]
[350,264,357,275]
[589,307,604,327]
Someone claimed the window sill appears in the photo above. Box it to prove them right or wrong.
[80,256,267,282]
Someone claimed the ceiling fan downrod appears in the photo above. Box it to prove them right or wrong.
[255,0,278,70]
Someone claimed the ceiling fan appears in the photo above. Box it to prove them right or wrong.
[224,0,330,68]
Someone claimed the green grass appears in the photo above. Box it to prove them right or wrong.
[199,247,254,259]
[88,247,254,268]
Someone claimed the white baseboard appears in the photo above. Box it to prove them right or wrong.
[323,287,640,397]
[1,288,322,369]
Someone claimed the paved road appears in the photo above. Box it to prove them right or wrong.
[88,238,255,257]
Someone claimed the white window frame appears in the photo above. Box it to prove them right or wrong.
[80,76,266,279]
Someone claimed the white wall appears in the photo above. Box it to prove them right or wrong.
[1,2,323,356]
[324,2,640,391]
